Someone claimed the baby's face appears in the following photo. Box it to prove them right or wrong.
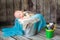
[14,11,24,18]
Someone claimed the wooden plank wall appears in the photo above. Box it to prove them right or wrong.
[0,0,59,23]
[34,0,57,23]
[0,0,6,21]
[57,0,60,24]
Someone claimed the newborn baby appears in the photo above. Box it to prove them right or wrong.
[14,10,35,30]
[14,10,30,30]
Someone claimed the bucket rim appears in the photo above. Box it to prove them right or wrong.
[46,29,54,32]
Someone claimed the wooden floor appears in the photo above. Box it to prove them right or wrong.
[0,29,60,40]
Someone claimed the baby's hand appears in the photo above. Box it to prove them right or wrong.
[23,15,30,19]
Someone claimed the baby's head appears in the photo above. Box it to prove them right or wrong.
[14,10,24,19]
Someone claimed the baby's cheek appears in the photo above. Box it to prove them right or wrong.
[20,14,23,17]
[17,15,20,18]
[14,13,20,18]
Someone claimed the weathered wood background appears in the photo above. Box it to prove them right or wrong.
[0,0,60,24]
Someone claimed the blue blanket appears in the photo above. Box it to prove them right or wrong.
[2,14,46,37]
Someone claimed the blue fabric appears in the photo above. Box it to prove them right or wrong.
[2,14,46,37]
[2,19,24,37]
[31,13,46,32]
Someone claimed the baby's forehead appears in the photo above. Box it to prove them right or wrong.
[15,11,23,14]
